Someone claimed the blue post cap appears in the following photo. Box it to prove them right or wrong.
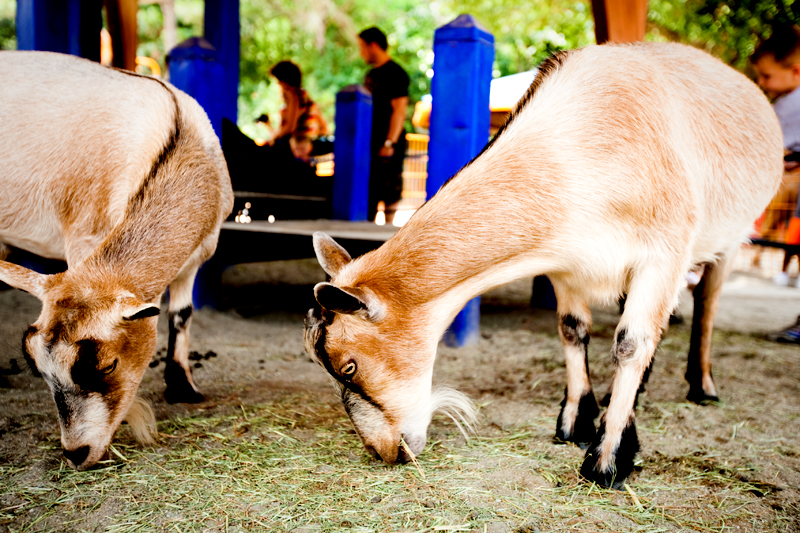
[336,84,373,104]
[434,14,494,45]
[168,36,219,61]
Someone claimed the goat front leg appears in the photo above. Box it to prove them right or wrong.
[581,266,680,488]
[163,266,204,404]
[685,254,733,403]
[552,287,598,448]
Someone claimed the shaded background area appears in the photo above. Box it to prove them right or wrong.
[1,0,797,139]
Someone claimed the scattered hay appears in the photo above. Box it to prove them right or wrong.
[1,393,794,532]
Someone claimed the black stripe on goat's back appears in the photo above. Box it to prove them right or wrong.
[437,48,575,192]
[128,88,182,214]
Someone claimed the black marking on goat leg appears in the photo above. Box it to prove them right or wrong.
[612,329,636,365]
[554,388,599,449]
[559,314,590,347]
[164,305,203,404]
[580,418,640,490]
[172,306,193,330]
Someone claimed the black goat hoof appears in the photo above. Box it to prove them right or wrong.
[164,386,204,404]
[686,387,720,405]
[164,362,205,404]
[579,421,639,489]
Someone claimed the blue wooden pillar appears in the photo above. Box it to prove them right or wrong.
[169,37,225,139]
[531,275,558,310]
[204,0,240,126]
[168,37,226,309]
[68,0,102,61]
[17,0,101,60]
[332,85,373,221]
[427,14,494,196]
[427,14,494,347]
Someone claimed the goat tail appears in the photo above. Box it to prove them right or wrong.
[430,387,479,439]
[124,396,157,445]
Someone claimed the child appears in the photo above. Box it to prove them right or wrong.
[753,25,800,287]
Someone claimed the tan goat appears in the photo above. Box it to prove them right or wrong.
[0,51,233,470]
[305,42,783,488]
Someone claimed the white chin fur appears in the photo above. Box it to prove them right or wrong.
[429,387,478,438]
[124,396,157,445]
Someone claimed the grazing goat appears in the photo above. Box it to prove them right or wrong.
[305,42,783,488]
[0,51,233,469]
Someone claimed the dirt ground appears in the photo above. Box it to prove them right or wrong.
[2,257,800,532]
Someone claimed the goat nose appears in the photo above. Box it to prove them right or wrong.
[63,446,90,468]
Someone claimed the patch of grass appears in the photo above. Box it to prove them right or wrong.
[0,393,792,532]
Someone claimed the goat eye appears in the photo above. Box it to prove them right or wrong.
[341,361,357,377]
[101,359,118,375]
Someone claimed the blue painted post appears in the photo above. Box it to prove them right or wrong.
[204,0,240,126]
[332,85,373,221]
[168,37,225,140]
[427,14,494,347]
[531,275,558,310]
[168,38,227,309]
[67,0,102,62]
[17,0,101,59]
[17,0,67,52]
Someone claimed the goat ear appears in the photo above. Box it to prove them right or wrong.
[313,232,352,278]
[0,260,48,300]
[122,303,161,321]
[314,282,367,314]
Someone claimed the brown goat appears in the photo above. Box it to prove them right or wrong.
[305,42,783,488]
[0,51,233,469]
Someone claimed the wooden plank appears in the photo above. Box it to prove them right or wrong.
[234,191,328,202]
[221,220,399,242]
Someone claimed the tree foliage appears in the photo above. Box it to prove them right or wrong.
[0,0,16,50]
[647,0,800,70]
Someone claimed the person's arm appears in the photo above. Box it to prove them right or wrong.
[274,88,301,141]
[379,96,409,158]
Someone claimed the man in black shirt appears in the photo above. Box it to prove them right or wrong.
[358,27,410,222]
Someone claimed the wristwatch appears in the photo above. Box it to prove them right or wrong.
[383,139,394,148]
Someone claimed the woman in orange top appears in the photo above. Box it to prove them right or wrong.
[269,61,328,160]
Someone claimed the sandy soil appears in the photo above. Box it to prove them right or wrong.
[2,260,800,531]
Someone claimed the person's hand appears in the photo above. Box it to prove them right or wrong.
[379,145,394,158]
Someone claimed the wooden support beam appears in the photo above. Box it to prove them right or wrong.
[592,0,648,44]
[104,0,137,71]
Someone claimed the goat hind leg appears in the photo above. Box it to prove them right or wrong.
[685,254,733,403]
[552,288,599,448]
[163,266,204,404]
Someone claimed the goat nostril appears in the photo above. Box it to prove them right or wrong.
[64,445,90,467]
[396,444,412,464]
[365,445,382,462]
